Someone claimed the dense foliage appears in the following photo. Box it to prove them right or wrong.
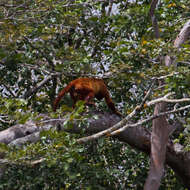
[0,0,190,189]
[0,132,184,190]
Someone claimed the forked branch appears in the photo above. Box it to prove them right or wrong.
[77,93,190,143]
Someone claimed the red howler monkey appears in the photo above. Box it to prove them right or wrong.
[53,78,122,116]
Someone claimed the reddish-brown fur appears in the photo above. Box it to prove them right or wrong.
[53,78,122,116]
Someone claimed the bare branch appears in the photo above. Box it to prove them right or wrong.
[0,115,9,123]
[152,72,178,80]
[107,0,113,16]
[0,157,45,166]
[149,0,159,17]
[139,79,156,109]
[23,74,56,99]
[77,93,190,142]
[146,93,190,106]
[149,0,160,38]
[165,19,190,66]
[109,104,190,136]
[2,84,16,97]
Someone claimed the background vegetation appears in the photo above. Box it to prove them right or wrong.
[0,0,190,189]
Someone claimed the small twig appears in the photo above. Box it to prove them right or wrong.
[0,158,45,166]
[138,78,156,109]
[23,74,56,99]
[2,84,16,97]
[0,115,9,123]
[39,118,66,124]
[107,0,113,16]
[30,158,45,166]
[178,61,190,65]
[152,72,179,80]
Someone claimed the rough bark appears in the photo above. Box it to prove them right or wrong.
[144,103,170,189]
[145,1,169,189]
[145,2,190,188]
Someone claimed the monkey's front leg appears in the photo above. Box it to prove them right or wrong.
[85,91,96,107]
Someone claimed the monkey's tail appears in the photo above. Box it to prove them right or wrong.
[53,82,73,111]
[104,93,122,117]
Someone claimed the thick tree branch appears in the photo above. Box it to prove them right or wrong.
[165,19,190,66]
[78,103,190,141]
[144,4,190,190]
[77,92,190,142]
[0,112,190,187]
